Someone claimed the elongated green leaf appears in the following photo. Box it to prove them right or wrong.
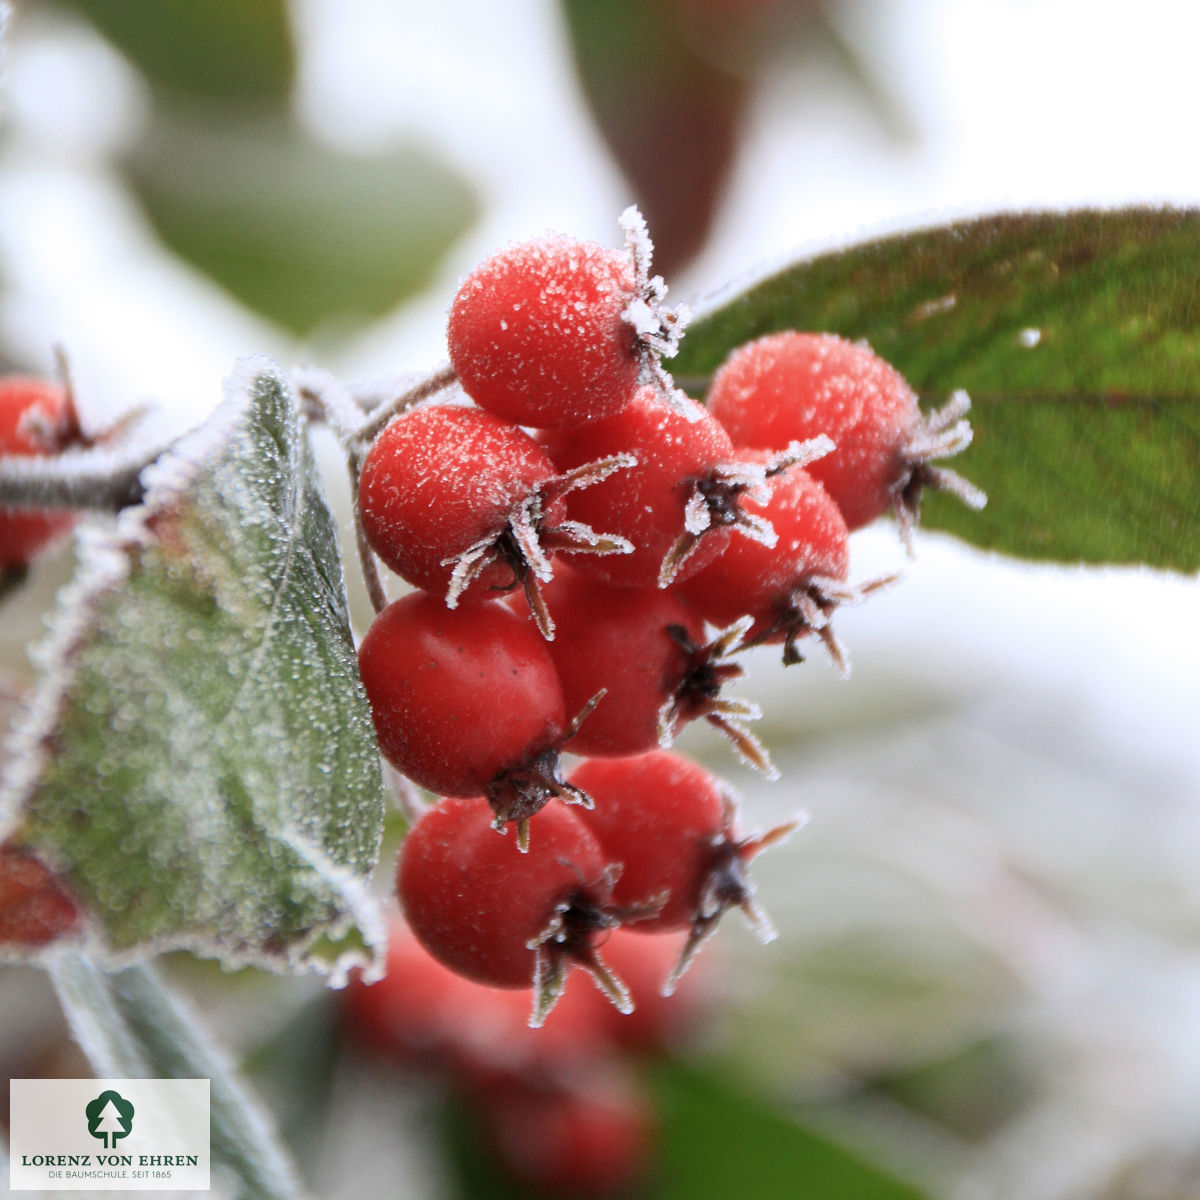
[61,0,294,109]
[51,956,307,1200]
[0,360,386,975]
[126,116,477,336]
[674,208,1200,570]
[650,1061,931,1200]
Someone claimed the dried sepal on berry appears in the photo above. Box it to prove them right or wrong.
[493,688,606,853]
[664,793,804,994]
[658,434,833,587]
[656,618,777,779]
[618,205,693,417]
[892,388,987,551]
[528,861,633,1028]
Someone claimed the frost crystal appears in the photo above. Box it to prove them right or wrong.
[619,205,694,418]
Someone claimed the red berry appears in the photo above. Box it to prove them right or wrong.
[345,918,615,1080]
[357,593,586,832]
[397,796,630,1022]
[570,751,798,989]
[343,919,490,1065]
[544,386,772,589]
[678,455,859,670]
[472,1064,654,1198]
[516,565,772,774]
[0,376,81,568]
[360,404,561,596]
[706,331,983,537]
[0,844,80,948]
[448,236,641,429]
[358,404,632,635]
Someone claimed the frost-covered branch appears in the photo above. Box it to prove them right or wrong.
[0,443,169,511]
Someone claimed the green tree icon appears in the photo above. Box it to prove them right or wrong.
[85,1090,135,1149]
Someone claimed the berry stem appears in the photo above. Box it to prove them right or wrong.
[0,442,168,512]
[351,364,458,447]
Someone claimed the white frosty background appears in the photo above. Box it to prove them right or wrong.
[1,3,1198,1200]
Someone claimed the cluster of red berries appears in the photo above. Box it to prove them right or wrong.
[346,916,709,1195]
[351,209,983,1042]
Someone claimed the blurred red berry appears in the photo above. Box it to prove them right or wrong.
[0,376,82,568]
[0,844,79,948]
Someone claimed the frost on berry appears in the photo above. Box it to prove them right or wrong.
[447,235,642,429]
[707,331,986,544]
[357,404,635,639]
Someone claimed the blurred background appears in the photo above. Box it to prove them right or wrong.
[1,1,1198,1197]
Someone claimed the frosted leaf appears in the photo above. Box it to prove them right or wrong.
[0,360,387,978]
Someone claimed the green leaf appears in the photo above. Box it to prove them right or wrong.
[650,1061,931,1200]
[124,116,478,336]
[1,361,386,975]
[60,0,294,109]
[51,956,306,1200]
[674,208,1200,571]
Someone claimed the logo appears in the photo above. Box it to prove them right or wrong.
[10,1078,210,1191]
[85,1090,135,1149]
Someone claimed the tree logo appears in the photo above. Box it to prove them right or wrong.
[85,1090,135,1149]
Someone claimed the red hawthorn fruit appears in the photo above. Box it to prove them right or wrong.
[705,331,984,539]
[0,845,80,947]
[543,385,773,589]
[357,593,587,835]
[472,1063,655,1198]
[397,796,632,1024]
[570,751,798,989]
[447,236,642,429]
